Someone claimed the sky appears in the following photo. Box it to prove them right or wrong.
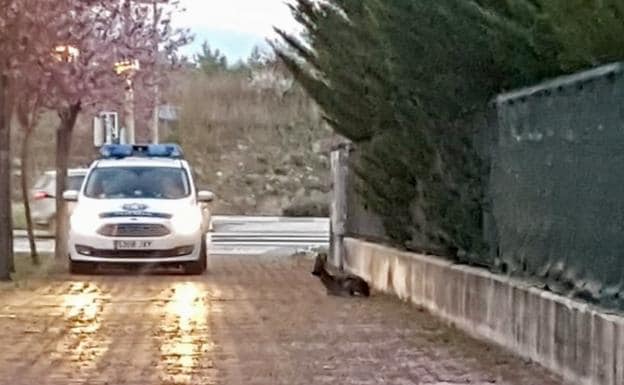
[174,0,301,63]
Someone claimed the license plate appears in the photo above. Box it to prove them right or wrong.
[114,240,153,250]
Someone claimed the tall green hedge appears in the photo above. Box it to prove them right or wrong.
[275,0,624,258]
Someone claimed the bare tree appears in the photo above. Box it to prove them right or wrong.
[0,72,10,280]
[15,91,42,264]
[0,0,27,279]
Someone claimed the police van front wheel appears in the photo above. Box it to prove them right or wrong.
[184,237,207,275]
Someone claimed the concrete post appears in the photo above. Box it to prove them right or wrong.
[330,143,350,270]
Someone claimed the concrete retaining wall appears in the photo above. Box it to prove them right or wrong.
[344,238,624,385]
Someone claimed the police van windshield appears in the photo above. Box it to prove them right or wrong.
[84,167,190,199]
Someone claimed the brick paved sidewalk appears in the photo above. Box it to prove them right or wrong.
[0,255,564,385]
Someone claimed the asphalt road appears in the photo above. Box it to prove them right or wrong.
[13,216,330,256]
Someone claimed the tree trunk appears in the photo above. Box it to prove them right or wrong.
[0,74,12,280]
[21,126,38,264]
[54,102,80,261]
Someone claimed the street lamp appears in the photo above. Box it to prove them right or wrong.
[134,0,167,144]
[115,0,169,143]
[114,59,140,75]
[114,59,140,144]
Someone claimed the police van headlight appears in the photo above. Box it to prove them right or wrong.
[70,210,99,234]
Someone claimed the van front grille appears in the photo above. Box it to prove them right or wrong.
[97,223,170,237]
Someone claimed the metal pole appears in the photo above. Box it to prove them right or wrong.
[121,0,136,144]
[152,87,159,144]
[151,1,160,144]
[124,77,135,144]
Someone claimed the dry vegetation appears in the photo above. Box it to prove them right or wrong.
[11,68,335,216]
[163,69,335,215]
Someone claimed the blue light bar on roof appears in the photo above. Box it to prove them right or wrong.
[100,144,133,159]
[148,143,184,158]
[99,143,184,159]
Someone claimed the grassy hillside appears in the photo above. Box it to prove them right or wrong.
[166,69,334,215]
[11,68,334,216]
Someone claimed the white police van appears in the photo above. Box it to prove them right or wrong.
[63,144,214,274]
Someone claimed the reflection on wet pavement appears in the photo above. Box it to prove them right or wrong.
[0,256,563,385]
[160,282,215,384]
[58,282,109,373]
[64,283,101,323]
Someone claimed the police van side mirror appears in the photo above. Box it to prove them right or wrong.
[197,191,214,203]
[63,190,79,202]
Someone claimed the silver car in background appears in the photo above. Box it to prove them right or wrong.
[30,168,88,234]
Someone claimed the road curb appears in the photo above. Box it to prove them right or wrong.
[12,230,53,239]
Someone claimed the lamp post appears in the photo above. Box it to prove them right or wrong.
[133,0,166,143]
[150,1,160,144]
[114,59,140,144]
